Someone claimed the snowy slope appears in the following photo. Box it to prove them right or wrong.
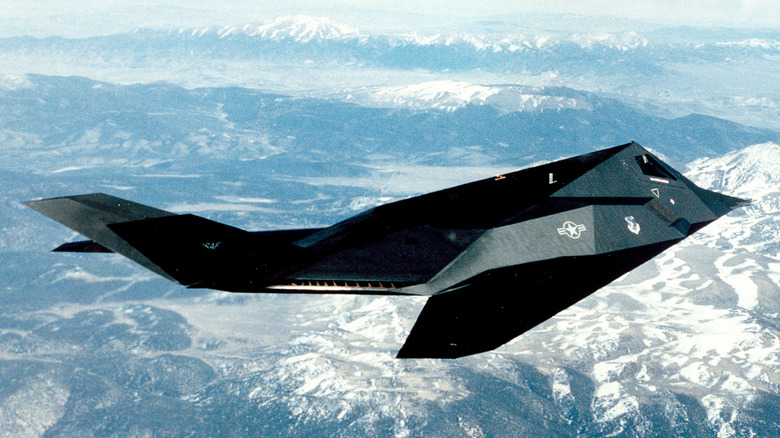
[337,80,593,112]
[686,142,780,258]
[193,16,363,42]
[164,16,649,51]
[686,142,780,215]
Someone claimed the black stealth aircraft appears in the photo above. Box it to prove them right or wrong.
[26,142,748,358]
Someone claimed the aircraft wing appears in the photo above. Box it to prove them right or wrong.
[397,241,678,358]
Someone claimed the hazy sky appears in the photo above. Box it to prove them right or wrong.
[1,0,779,37]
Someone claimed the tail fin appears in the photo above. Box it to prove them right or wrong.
[25,193,307,290]
[108,214,307,290]
[25,193,178,280]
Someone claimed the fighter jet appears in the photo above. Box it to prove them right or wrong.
[25,142,748,358]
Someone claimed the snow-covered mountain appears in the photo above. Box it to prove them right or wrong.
[12,15,773,63]
[2,16,779,132]
[188,16,364,43]
[158,16,649,51]
[687,142,780,213]
[151,15,780,57]
[1,75,776,176]
[336,80,593,112]
[685,142,780,259]
[0,15,775,77]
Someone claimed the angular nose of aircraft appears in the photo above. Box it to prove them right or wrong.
[729,196,753,210]
[704,189,752,215]
[683,178,752,218]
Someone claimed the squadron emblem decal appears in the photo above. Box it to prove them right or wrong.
[557,221,586,239]
[625,216,641,235]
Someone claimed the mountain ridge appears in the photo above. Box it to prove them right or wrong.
[1,75,777,171]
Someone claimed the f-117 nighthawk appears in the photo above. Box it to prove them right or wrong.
[26,142,748,358]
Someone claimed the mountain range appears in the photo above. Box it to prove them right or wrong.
[4,16,778,74]
[1,75,777,173]
[2,15,779,137]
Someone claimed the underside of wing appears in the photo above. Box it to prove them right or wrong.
[53,240,113,253]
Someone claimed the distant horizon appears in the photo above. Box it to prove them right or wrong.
[1,1,779,38]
